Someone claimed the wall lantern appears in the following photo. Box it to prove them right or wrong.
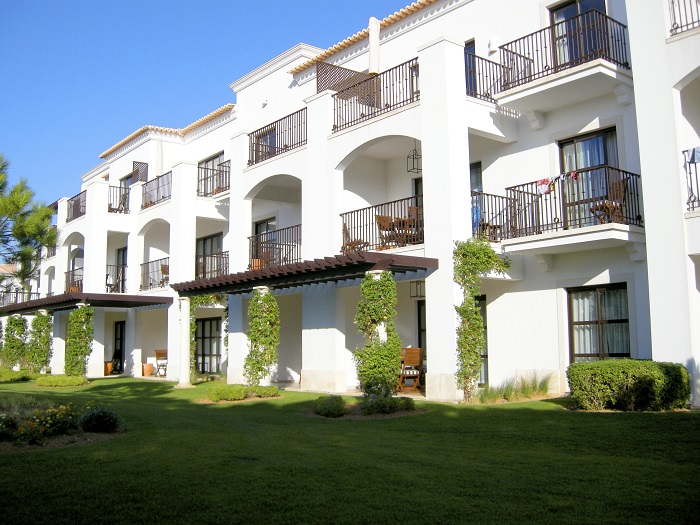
[409,280,425,298]
[407,139,422,174]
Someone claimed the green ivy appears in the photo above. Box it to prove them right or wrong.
[1,316,28,368]
[244,289,280,387]
[353,271,402,399]
[189,294,226,379]
[26,312,53,373]
[453,237,509,401]
[65,306,94,377]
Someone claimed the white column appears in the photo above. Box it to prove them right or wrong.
[125,308,142,377]
[418,37,472,401]
[86,306,106,377]
[82,181,109,292]
[170,162,197,283]
[50,311,66,375]
[176,297,193,387]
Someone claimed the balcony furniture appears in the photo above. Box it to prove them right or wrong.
[160,264,169,287]
[398,347,423,393]
[590,179,626,224]
[376,215,402,249]
[155,350,168,378]
[341,223,369,255]
[477,220,502,242]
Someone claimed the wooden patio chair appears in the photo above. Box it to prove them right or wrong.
[590,179,627,224]
[375,214,400,249]
[340,223,368,254]
[398,347,423,393]
[154,350,168,378]
[159,264,169,287]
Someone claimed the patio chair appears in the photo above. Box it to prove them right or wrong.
[340,223,369,254]
[375,214,400,249]
[590,179,627,224]
[398,347,423,393]
[160,264,169,287]
[155,350,168,378]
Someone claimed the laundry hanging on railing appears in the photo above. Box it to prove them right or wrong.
[537,178,551,194]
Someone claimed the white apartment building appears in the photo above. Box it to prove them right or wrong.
[2,0,698,404]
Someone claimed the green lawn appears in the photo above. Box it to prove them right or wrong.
[1,378,698,524]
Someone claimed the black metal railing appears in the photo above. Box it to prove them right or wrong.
[669,0,700,35]
[0,290,40,307]
[106,264,127,293]
[108,186,130,213]
[140,257,169,290]
[340,195,424,252]
[497,166,643,238]
[142,172,172,209]
[500,10,629,90]
[195,251,229,279]
[65,267,83,293]
[465,52,508,102]
[198,160,230,196]
[67,191,86,222]
[46,244,56,258]
[471,192,516,242]
[685,149,700,211]
[248,109,307,165]
[333,58,420,132]
[248,225,302,270]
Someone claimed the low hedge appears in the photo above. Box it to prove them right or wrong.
[567,359,690,411]
[313,395,347,418]
[207,384,280,402]
[0,368,38,383]
[35,375,90,388]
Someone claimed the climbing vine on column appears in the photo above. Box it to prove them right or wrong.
[65,305,94,377]
[1,315,27,368]
[189,293,226,379]
[244,289,280,387]
[26,311,53,373]
[354,270,402,399]
[453,237,509,401]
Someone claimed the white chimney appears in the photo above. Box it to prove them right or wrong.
[369,17,380,74]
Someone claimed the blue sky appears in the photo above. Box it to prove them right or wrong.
[0,0,412,205]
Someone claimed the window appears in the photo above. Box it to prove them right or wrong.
[550,0,607,67]
[470,161,484,234]
[196,233,224,279]
[464,40,477,97]
[195,318,221,374]
[255,130,277,162]
[559,128,618,172]
[113,321,125,374]
[417,299,426,351]
[198,151,224,172]
[252,218,276,263]
[120,174,132,188]
[476,295,488,386]
[568,283,630,363]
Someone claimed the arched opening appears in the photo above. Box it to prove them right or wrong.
[139,219,170,290]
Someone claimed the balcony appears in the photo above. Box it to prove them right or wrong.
[195,251,229,279]
[669,0,700,35]
[495,10,631,113]
[67,191,86,222]
[108,186,130,213]
[685,149,699,212]
[465,51,508,103]
[471,167,643,253]
[332,58,419,132]
[140,257,169,290]
[0,290,40,307]
[198,161,230,197]
[248,225,301,270]
[248,109,307,166]
[106,264,127,293]
[340,195,424,254]
[65,267,83,293]
[142,172,172,209]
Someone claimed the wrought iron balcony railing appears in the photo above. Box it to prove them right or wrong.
[499,10,629,90]
[67,191,86,222]
[106,264,127,293]
[65,267,83,293]
[248,225,301,270]
[108,186,130,213]
[669,0,700,35]
[140,257,169,290]
[142,172,172,209]
[471,167,643,242]
[0,290,40,307]
[465,52,509,102]
[195,251,229,279]
[340,195,424,253]
[248,109,307,166]
[198,160,231,196]
[333,58,420,132]
[684,148,699,211]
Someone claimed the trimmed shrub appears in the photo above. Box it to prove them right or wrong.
[25,312,53,374]
[78,407,123,433]
[0,414,19,441]
[313,395,347,418]
[65,306,94,377]
[1,316,28,368]
[0,368,37,382]
[361,396,415,415]
[567,359,690,411]
[251,385,280,398]
[35,375,90,387]
[208,384,250,402]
